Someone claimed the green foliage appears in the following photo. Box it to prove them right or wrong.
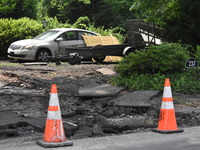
[111,43,200,94]
[0,0,37,19]
[36,0,135,29]
[194,46,200,62]
[171,69,200,94]
[131,0,178,26]
[94,0,136,28]
[37,0,88,23]
[73,16,91,29]
[78,0,90,4]
[0,0,15,17]
[111,69,200,94]
[42,17,71,30]
[115,43,190,76]
[163,0,200,47]
[0,18,43,56]
[111,73,166,91]
[72,16,125,43]
[132,0,200,47]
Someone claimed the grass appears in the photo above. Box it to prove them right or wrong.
[0,62,22,66]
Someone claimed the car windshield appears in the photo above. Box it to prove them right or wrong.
[34,30,59,40]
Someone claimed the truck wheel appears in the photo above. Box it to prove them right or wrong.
[93,56,106,63]
[123,46,135,56]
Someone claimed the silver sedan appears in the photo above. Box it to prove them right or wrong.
[7,28,98,62]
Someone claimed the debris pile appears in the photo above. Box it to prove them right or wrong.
[0,64,200,140]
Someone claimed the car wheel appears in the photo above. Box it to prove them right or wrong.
[93,55,106,63]
[35,49,51,62]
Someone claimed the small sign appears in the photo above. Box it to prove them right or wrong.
[185,57,198,68]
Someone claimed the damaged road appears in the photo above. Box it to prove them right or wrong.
[0,61,200,141]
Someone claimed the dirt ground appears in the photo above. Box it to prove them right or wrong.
[1,60,200,140]
[0,61,116,116]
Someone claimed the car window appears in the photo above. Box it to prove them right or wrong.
[60,31,78,41]
[78,31,97,40]
[34,31,59,40]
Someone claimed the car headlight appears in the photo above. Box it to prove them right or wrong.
[23,44,35,50]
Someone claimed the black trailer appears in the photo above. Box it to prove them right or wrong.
[64,44,145,64]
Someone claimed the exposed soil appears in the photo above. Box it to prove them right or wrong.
[0,60,200,141]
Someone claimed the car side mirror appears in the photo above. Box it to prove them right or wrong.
[55,37,63,42]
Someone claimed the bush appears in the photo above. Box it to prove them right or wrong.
[194,45,200,62]
[42,17,72,30]
[111,69,200,94]
[115,43,190,76]
[111,43,200,94]
[0,17,43,57]
[111,73,166,91]
[171,69,200,94]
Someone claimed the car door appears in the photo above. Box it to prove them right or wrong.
[58,31,89,55]
[57,31,77,56]
[58,30,97,56]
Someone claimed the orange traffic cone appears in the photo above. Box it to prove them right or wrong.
[152,78,183,134]
[37,84,73,148]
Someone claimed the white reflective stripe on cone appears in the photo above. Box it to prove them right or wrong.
[163,87,172,98]
[161,101,174,109]
[49,94,60,106]
[47,110,62,120]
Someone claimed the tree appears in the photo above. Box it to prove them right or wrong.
[131,0,178,25]
[0,0,15,18]
[36,0,135,28]
[0,0,37,19]
[37,0,88,23]
[132,0,200,47]
[164,0,200,47]
[93,0,136,28]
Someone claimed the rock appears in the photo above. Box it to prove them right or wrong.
[0,87,46,97]
[94,115,108,125]
[75,106,90,115]
[85,115,95,127]
[114,91,159,108]
[101,116,153,133]
[147,109,158,117]
[0,129,19,136]
[0,112,22,128]
[92,124,103,135]
[176,106,200,114]
[78,84,123,97]
[0,112,46,133]
[16,125,35,136]
[63,122,78,137]
[62,111,76,118]
[102,109,114,117]
[25,116,46,132]
[96,68,116,76]
[72,126,92,139]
